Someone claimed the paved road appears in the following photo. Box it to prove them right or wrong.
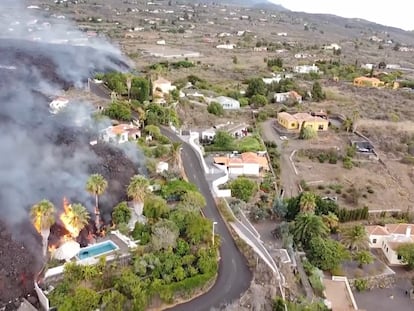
[162,129,252,311]
[261,119,300,197]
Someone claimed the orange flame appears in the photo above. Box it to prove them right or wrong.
[59,197,81,238]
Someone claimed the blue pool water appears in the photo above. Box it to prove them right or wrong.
[77,241,118,260]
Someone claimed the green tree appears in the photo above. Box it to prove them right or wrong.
[144,124,161,138]
[130,77,150,102]
[112,201,132,225]
[60,286,100,311]
[101,289,127,311]
[212,131,235,150]
[86,174,108,231]
[143,195,169,221]
[342,117,353,133]
[103,101,132,121]
[246,77,267,97]
[161,179,198,201]
[103,72,127,94]
[151,219,180,251]
[30,199,56,257]
[127,175,150,216]
[354,250,374,268]
[207,101,224,116]
[267,57,283,68]
[308,236,350,271]
[62,203,90,238]
[292,213,329,248]
[311,81,325,102]
[321,212,339,233]
[396,243,414,269]
[114,269,148,310]
[340,224,369,252]
[186,215,212,244]
[229,177,258,202]
[299,191,317,213]
[299,123,317,140]
[180,190,206,211]
[249,94,268,107]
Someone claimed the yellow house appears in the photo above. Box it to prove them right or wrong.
[277,112,329,131]
[353,76,385,88]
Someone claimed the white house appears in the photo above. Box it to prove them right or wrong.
[293,64,319,74]
[216,44,235,50]
[277,32,287,37]
[213,152,269,176]
[101,124,141,144]
[366,223,414,265]
[201,122,248,142]
[263,75,282,84]
[386,64,401,69]
[324,43,341,50]
[212,96,240,110]
[156,40,166,45]
[361,63,374,70]
[49,97,69,114]
[274,91,302,104]
[153,76,176,95]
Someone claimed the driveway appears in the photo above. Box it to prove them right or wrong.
[261,119,300,197]
[161,128,252,311]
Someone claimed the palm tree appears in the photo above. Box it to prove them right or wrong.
[65,203,90,238]
[170,142,182,170]
[126,74,133,100]
[340,224,369,252]
[299,191,317,213]
[31,199,56,257]
[127,174,150,216]
[322,212,339,233]
[292,213,329,248]
[86,174,108,232]
[343,117,353,133]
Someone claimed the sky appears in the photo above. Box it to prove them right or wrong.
[272,0,413,31]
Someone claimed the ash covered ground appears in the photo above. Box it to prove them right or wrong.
[0,2,143,308]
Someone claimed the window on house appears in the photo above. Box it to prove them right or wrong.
[386,247,389,253]
[291,123,295,127]
[318,124,324,130]
[373,239,377,244]
[397,255,402,260]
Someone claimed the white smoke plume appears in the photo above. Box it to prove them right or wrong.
[0,0,143,232]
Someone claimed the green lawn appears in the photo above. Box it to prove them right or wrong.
[236,135,265,152]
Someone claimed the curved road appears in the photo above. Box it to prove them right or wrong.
[162,129,252,311]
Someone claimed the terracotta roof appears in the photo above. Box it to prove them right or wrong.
[278,112,328,124]
[366,225,389,236]
[277,111,296,122]
[108,124,138,136]
[385,223,414,235]
[289,91,302,99]
[213,152,269,170]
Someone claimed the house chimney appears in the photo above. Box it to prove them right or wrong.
[406,226,412,237]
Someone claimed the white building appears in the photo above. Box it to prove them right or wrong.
[156,161,169,173]
[213,152,269,176]
[49,97,69,114]
[386,64,401,69]
[277,32,287,37]
[152,76,176,95]
[212,96,240,110]
[216,44,235,50]
[101,124,141,144]
[366,223,414,265]
[324,43,341,50]
[156,40,166,45]
[201,122,248,142]
[274,91,302,104]
[361,63,374,70]
[263,75,282,84]
[293,64,319,74]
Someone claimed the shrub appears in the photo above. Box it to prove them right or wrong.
[354,278,368,292]
[343,156,353,169]
[207,102,224,116]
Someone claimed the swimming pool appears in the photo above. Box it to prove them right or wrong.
[77,240,119,260]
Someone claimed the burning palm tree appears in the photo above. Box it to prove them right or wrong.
[30,199,56,258]
[127,174,150,216]
[86,174,108,232]
[60,200,90,238]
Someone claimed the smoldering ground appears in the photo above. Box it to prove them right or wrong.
[0,2,144,304]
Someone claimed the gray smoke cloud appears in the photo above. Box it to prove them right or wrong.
[0,1,143,233]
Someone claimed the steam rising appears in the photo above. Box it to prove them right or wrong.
[0,2,139,230]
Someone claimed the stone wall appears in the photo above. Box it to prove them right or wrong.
[349,272,396,290]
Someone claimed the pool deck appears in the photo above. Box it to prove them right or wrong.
[98,233,130,254]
